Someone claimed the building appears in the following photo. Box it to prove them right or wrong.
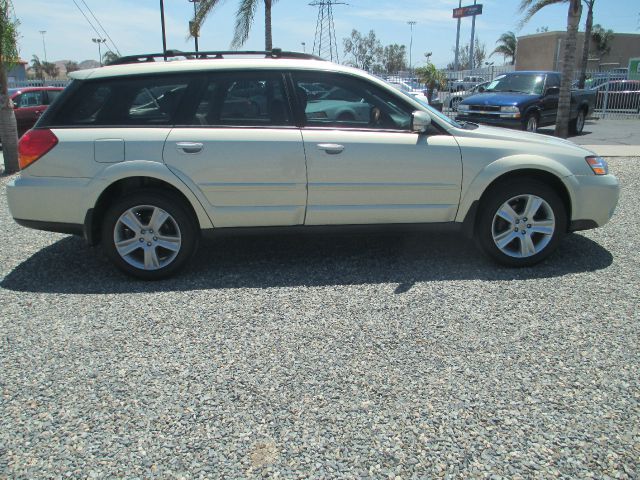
[7,59,27,83]
[515,31,640,72]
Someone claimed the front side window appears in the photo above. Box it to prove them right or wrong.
[51,76,190,126]
[293,72,413,130]
[189,73,291,127]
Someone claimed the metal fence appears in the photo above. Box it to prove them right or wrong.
[9,79,72,89]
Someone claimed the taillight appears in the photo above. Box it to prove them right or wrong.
[18,129,58,170]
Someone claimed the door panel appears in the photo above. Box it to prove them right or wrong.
[164,128,307,227]
[302,129,462,225]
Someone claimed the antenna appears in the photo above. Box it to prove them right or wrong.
[309,1,346,62]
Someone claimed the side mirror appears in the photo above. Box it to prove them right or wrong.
[546,86,560,96]
[411,110,431,133]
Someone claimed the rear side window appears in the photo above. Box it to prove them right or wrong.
[16,91,45,108]
[51,76,190,126]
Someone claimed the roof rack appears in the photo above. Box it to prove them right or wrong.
[108,48,324,66]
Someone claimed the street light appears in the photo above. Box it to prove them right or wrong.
[92,38,107,66]
[188,0,200,53]
[301,42,306,53]
[39,30,47,62]
[407,21,416,72]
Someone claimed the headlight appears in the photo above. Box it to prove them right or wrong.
[457,104,470,112]
[500,106,520,113]
[586,156,608,175]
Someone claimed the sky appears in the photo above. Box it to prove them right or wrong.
[13,0,640,69]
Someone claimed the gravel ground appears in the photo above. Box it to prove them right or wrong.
[1,158,638,479]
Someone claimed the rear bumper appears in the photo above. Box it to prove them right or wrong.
[7,175,92,235]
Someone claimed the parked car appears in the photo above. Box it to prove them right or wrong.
[450,75,486,92]
[386,80,444,111]
[442,81,490,110]
[7,87,64,138]
[591,80,640,111]
[9,51,619,279]
[456,71,596,134]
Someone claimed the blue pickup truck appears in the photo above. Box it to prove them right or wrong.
[455,71,596,134]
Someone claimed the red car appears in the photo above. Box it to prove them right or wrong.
[8,86,65,138]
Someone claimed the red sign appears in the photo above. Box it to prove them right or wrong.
[453,4,483,18]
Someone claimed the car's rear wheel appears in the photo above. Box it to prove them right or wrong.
[569,108,586,135]
[101,190,199,279]
[475,180,567,267]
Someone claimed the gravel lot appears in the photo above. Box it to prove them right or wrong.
[1,158,638,479]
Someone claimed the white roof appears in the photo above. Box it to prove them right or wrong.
[69,58,362,81]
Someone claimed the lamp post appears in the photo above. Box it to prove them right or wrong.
[92,38,107,66]
[407,21,416,72]
[301,42,306,53]
[160,0,167,60]
[188,0,200,53]
[39,30,48,62]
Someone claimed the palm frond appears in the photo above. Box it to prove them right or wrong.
[192,0,225,37]
[518,0,567,28]
[231,0,259,49]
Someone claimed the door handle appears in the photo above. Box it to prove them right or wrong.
[176,142,203,154]
[317,143,344,155]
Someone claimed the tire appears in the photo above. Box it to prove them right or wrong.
[475,180,567,267]
[569,108,586,135]
[101,190,199,280]
[522,112,539,132]
[450,97,462,110]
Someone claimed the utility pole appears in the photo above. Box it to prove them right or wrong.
[469,0,477,72]
[39,30,47,62]
[92,38,106,66]
[160,0,167,60]
[301,42,306,52]
[408,21,416,72]
[454,0,461,71]
[188,0,199,53]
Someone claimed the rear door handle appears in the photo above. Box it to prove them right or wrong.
[317,143,344,155]
[176,142,203,154]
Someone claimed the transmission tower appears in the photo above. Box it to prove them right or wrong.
[310,1,346,62]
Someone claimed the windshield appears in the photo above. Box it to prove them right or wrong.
[485,74,545,94]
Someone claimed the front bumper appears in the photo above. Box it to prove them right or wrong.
[455,114,522,129]
[566,173,620,228]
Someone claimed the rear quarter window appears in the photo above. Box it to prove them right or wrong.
[50,75,191,126]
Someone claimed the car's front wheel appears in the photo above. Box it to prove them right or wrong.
[475,180,567,267]
[101,190,199,279]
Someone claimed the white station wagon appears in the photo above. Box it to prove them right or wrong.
[8,50,619,279]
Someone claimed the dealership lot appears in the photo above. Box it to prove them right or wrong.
[1,158,638,478]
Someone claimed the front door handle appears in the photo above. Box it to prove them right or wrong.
[176,142,203,154]
[317,143,344,155]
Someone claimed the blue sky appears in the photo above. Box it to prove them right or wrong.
[14,0,640,68]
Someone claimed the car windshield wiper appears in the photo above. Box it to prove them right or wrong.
[499,89,529,93]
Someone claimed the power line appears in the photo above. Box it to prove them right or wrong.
[70,0,118,57]
[79,0,121,55]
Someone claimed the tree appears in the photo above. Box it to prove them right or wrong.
[64,61,79,75]
[591,24,613,56]
[380,44,407,74]
[0,0,20,174]
[102,51,119,65]
[520,0,582,139]
[447,38,486,70]
[577,1,597,88]
[31,54,44,80]
[343,29,382,72]
[415,62,447,103]
[193,0,279,50]
[42,61,59,79]
[491,31,517,65]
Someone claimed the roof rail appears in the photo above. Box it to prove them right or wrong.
[108,49,324,66]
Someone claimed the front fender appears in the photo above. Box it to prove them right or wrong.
[456,154,574,223]
[85,160,213,229]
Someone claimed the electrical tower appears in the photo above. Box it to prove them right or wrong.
[309,1,346,62]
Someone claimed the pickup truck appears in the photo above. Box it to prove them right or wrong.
[455,71,596,134]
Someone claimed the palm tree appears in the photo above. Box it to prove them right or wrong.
[30,54,45,79]
[591,24,614,56]
[415,62,447,104]
[194,0,279,50]
[0,0,20,174]
[491,31,517,65]
[577,0,596,88]
[102,51,120,65]
[520,0,582,138]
